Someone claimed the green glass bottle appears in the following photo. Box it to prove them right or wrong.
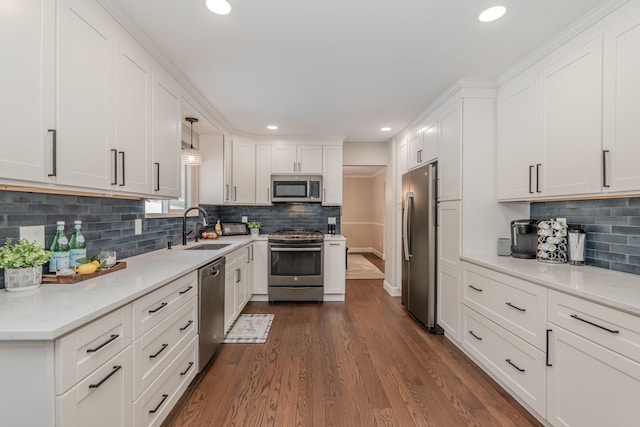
[49,221,70,272]
[69,220,87,267]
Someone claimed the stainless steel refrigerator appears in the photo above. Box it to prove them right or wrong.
[402,162,442,333]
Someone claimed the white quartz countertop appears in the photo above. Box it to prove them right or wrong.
[0,235,261,341]
[462,254,640,316]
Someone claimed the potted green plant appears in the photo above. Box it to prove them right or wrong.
[0,238,53,292]
[247,220,262,236]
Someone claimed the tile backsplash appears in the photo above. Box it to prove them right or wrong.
[531,197,640,275]
[0,189,340,288]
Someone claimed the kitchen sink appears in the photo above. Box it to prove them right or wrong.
[186,243,231,251]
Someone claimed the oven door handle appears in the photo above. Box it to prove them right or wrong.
[270,247,322,252]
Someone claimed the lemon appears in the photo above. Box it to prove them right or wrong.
[76,263,99,275]
[91,260,100,266]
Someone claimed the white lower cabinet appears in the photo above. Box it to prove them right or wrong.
[224,244,252,332]
[546,289,640,427]
[57,347,133,427]
[252,240,268,295]
[462,306,546,415]
[324,239,346,294]
[133,335,198,427]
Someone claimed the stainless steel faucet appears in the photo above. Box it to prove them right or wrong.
[182,207,209,245]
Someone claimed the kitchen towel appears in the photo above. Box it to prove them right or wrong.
[224,314,274,344]
[346,254,384,280]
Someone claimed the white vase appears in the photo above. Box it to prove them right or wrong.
[4,266,43,292]
[250,228,259,236]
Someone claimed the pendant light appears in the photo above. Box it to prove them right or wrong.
[182,117,203,166]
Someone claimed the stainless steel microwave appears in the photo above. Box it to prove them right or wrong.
[271,175,322,202]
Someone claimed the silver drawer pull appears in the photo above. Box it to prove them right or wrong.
[468,331,483,341]
[506,302,526,312]
[149,343,168,359]
[180,362,194,376]
[505,359,525,372]
[148,302,168,314]
[86,334,119,353]
[570,314,620,334]
[149,394,169,414]
[468,285,483,292]
[88,365,121,389]
[179,320,194,331]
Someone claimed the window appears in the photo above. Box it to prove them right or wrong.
[145,141,198,215]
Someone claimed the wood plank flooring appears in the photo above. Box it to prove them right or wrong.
[165,254,542,427]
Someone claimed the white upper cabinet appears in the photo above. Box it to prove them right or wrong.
[322,145,342,205]
[397,138,408,178]
[496,72,538,199]
[603,13,640,192]
[255,144,272,204]
[407,130,423,170]
[230,138,256,203]
[271,144,322,174]
[439,98,462,201]
[540,35,603,197]
[113,32,152,195]
[151,68,182,198]
[421,120,438,165]
[497,35,604,200]
[57,0,115,190]
[0,0,55,184]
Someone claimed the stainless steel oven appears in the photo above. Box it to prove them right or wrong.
[268,230,324,302]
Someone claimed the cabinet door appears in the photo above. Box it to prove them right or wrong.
[113,32,152,194]
[407,130,423,170]
[540,35,603,197]
[546,326,640,427]
[298,145,323,174]
[255,144,272,204]
[231,139,256,203]
[252,241,268,295]
[603,16,640,192]
[223,136,233,202]
[437,201,460,340]
[151,69,182,198]
[57,347,133,427]
[421,120,438,165]
[245,245,254,303]
[497,72,538,200]
[437,266,460,341]
[397,138,408,178]
[439,99,462,201]
[322,145,343,205]
[324,240,346,294]
[0,0,55,183]
[224,254,238,333]
[235,264,246,314]
[57,0,114,189]
[271,144,297,173]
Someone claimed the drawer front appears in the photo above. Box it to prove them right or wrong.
[56,304,132,395]
[133,271,198,338]
[57,346,133,427]
[133,296,198,398]
[548,289,640,363]
[463,263,547,349]
[462,306,546,415]
[133,335,198,427]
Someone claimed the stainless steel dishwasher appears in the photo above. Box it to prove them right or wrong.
[198,257,225,370]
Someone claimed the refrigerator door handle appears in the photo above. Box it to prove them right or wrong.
[403,192,413,261]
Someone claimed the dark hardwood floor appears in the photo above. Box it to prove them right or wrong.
[165,253,542,427]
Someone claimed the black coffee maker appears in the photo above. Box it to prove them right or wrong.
[510,219,538,259]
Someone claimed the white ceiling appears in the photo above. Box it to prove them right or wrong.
[108,0,607,142]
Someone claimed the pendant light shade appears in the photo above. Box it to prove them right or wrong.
[182,117,203,166]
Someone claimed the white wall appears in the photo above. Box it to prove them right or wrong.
[343,141,389,166]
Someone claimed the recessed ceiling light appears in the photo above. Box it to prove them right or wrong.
[479,5,506,23]
[381,127,391,132]
[206,0,232,15]
[267,125,278,130]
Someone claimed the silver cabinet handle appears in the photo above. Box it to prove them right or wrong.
[48,129,57,177]
[111,149,118,185]
[154,163,160,191]
[603,150,610,188]
[225,184,229,201]
[118,151,125,186]
[236,268,241,283]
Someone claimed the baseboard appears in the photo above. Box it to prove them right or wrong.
[348,247,385,259]
[383,280,401,297]
[323,294,345,302]
[250,294,268,302]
